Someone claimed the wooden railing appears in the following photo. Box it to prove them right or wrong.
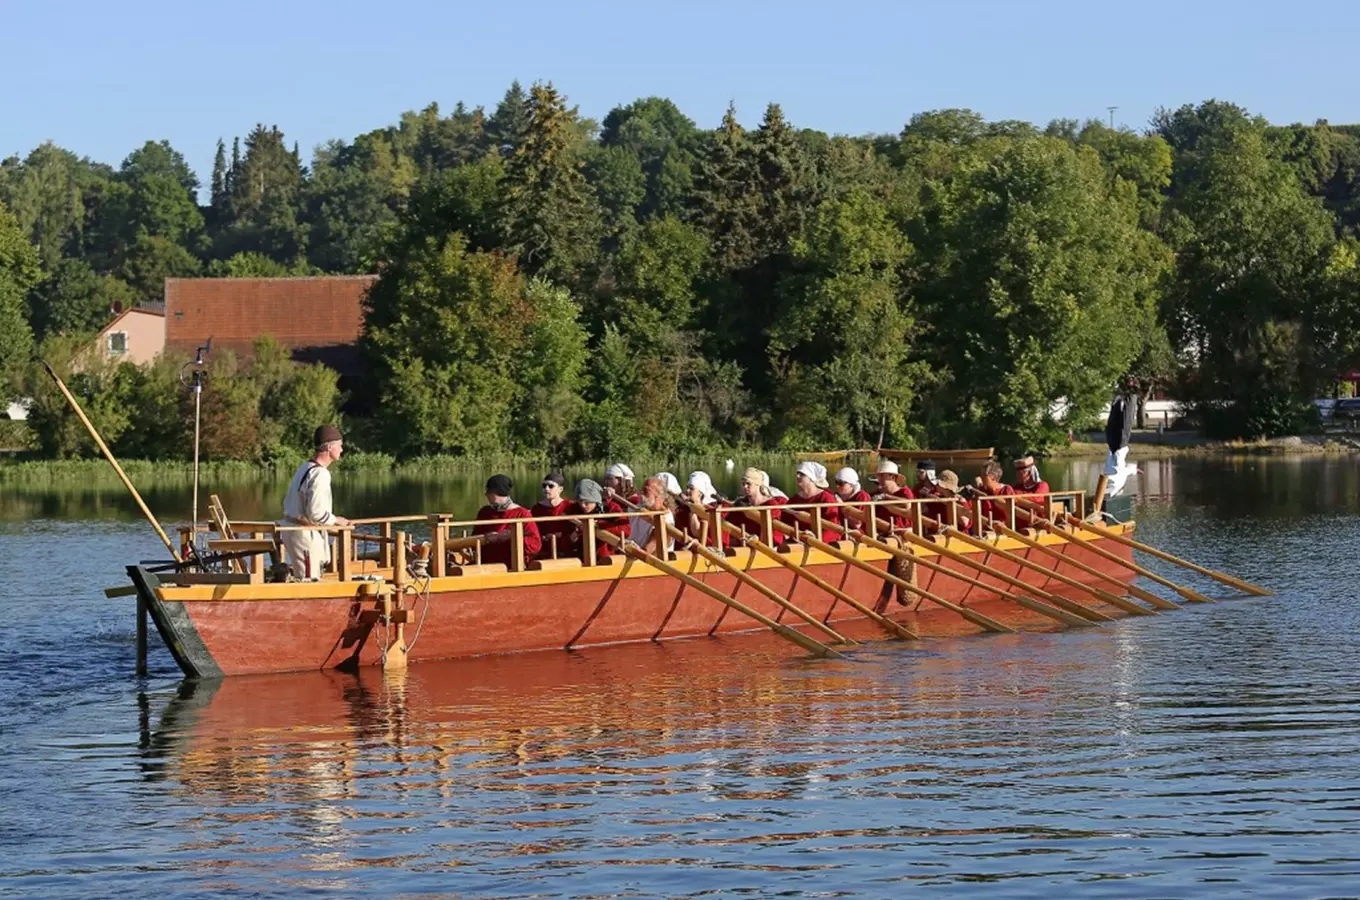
[184,490,1086,583]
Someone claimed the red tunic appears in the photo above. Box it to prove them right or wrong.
[982,483,1019,523]
[472,505,542,567]
[674,503,731,549]
[729,497,790,547]
[531,499,572,558]
[559,499,629,561]
[873,485,916,530]
[786,489,843,542]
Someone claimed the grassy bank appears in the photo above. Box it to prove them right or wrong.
[0,449,816,487]
[1051,434,1360,458]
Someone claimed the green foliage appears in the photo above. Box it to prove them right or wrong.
[363,232,532,455]
[913,136,1168,453]
[770,190,921,448]
[12,87,1360,458]
[0,200,41,395]
[20,334,135,458]
[499,83,602,283]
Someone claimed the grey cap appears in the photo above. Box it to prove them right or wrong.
[575,478,604,504]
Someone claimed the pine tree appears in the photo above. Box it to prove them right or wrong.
[749,103,811,257]
[487,80,532,157]
[209,139,229,228]
[695,102,759,271]
[499,82,601,283]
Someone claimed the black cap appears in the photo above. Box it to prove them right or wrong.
[544,471,566,487]
[916,458,936,470]
[485,474,513,496]
[314,425,342,447]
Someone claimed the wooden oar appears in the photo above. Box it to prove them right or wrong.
[686,504,917,641]
[931,521,1157,617]
[1017,497,1271,597]
[595,531,844,658]
[1009,499,1214,604]
[833,520,1102,628]
[833,508,1112,626]
[675,526,855,645]
[41,359,182,562]
[1068,514,1272,597]
[757,512,1015,635]
[611,495,853,644]
[989,521,1181,610]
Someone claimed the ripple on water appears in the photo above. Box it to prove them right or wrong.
[4,461,1360,897]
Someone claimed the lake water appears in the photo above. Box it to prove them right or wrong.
[2,456,1359,898]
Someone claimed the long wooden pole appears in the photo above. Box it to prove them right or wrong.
[1016,497,1271,597]
[688,504,917,641]
[1010,499,1214,604]
[595,531,844,658]
[756,512,1015,635]
[833,508,1113,625]
[1067,514,1273,596]
[989,520,1180,610]
[931,522,1158,617]
[41,360,181,562]
[839,522,1106,628]
[612,494,851,643]
[673,524,854,644]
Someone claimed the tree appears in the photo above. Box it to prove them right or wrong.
[362,233,535,455]
[512,279,589,453]
[499,82,602,283]
[769,190,920,448]
[210,139,229,228]
[694,102,759,272]
[0,200,41,394]
[27,257,135,339]
[486,81,532,157]
[0,142,108,267]
[912,137,1168,452]
[1163,104,1336,436]
[218,125,307,263]
[119,234,201,303]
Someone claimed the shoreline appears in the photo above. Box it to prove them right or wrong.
[1052,434,1360,459]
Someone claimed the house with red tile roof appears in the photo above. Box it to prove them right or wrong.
[163,276,378,374]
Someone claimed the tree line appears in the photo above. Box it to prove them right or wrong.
[3,83,1360,461]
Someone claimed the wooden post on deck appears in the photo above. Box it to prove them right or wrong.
[337,528,352,581]
[379,521,393,569]
[429,515,447,577]
[511,521,525,571]
[584,518,597,566]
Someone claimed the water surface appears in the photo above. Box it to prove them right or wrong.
[2,457,1358,898]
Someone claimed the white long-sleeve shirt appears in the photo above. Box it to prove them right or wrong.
[280,460,336,578]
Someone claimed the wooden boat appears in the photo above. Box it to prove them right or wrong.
[873,447,995,464]
[127,490,1150,678]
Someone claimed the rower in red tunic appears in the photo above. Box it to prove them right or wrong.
[472,474,542,567]
[789,461,842,542]
[833,467,873,513]
[676,470,728,547]
[562,478,627,562]
[729,468,789,546]
[1014,453,1051,496]
[604,463,642,507]
[975,460,1019,526]
[871,459,915,531]
[531,471,572,559]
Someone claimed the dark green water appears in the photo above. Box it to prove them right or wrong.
[2,456,1358,897]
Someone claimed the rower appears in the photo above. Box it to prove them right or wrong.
[677,471,722,544]
[1013,453,1051,495]
[531,471,571,559]
[834,467,872,510]
[628,477,676,554]
[654,472,683,503]
[604,463,640,506]
[792,461,842,542]
[731,467,790,546]
[976,460,1020,526]
[927,469,973,534]
[871,459,915,531]
[280,425,351,580]
[915,459,939,499]
[472,474,542,567]
[564,478,627,562]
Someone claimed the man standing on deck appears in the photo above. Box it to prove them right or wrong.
[281,425,351,580]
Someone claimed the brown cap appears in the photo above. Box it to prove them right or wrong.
[936,470,961,492]
[313,425,342,448]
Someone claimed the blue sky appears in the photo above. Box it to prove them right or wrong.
[3,0,1357,192]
